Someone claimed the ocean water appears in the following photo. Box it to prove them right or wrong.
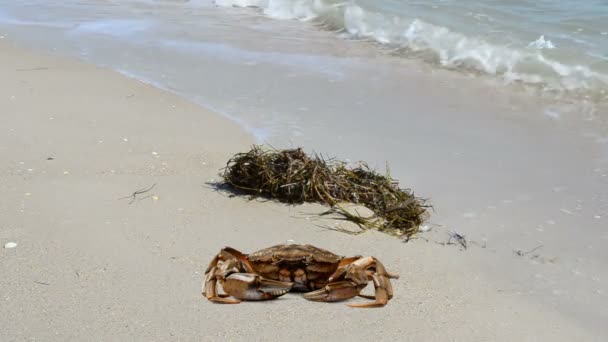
[1,0,607,102]
[213,0,608,101]
[0,0,606,176]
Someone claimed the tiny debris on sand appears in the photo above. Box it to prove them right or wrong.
[119,183,157,205]
[4,242,18,249]
[514,245,544,257]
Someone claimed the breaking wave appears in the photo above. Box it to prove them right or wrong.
[212,0,608,101]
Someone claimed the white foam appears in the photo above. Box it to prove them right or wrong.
[215,0,608,97]
[528,35,556,49]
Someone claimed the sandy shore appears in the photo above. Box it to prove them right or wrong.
[0,41,603,341]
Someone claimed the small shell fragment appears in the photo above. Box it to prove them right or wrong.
[419,225,432,232]
[4,242,17,249]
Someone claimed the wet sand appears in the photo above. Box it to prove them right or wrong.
[0,40,605,341]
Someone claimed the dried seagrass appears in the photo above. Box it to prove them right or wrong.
[221,145,430,237]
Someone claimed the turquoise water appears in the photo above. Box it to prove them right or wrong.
[214,0,608,100]
[1,0,607,101]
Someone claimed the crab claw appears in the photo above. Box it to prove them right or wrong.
[203,270,243,304]
[348,274,391,308]
[222,273,294,301]
[302,281,363,302]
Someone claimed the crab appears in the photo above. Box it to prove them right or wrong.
[203,244,398,308]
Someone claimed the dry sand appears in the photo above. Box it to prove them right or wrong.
[0,41,602,341]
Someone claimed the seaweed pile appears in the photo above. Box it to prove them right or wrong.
[221,145,430,237]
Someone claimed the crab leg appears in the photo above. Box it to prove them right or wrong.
[302,281,365,302]
[306,256,397,308]
[203,266,242,304]
[347,274,390,308]
[222,273,294,301]
[303,263,367,302]
[347,257,394,308]
[203,247,257,304]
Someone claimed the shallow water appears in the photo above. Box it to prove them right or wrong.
[2,0,608,101]
[214,0,608,101]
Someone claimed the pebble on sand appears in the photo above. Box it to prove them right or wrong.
[4,242,17,249]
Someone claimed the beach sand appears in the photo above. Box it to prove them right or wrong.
[0,41,603,341]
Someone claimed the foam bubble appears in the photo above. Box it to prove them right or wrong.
[528,35,556,49]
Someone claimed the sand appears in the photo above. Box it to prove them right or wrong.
[0,40,604,341]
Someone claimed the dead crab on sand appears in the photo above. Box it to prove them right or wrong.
[203,244,398,308]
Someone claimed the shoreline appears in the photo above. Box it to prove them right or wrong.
[0,39,605,341]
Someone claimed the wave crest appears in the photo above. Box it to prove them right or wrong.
[213,0,608,99]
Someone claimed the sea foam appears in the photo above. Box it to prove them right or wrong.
[213,0,608,100]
